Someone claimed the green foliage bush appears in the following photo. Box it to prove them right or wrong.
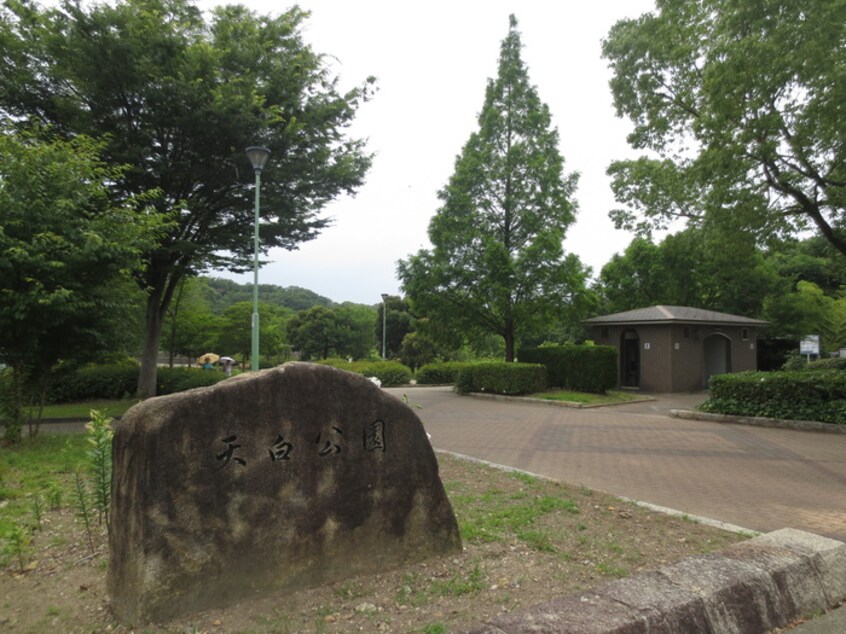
[782,355,846,371]
[49,365,139,402]
[520,344,617,394]
[455,362,547,396]
[416,362,472,385]
[702,371,846,425]
[156,367,226,395]
[48,364,226,402]
[316,358,412,387]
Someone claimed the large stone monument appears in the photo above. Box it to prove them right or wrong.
[107,362,461,624]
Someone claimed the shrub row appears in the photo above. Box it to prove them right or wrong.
[416,362,472,385]
[49,365,139,402]
[782,354,846,371]
[455,362,547,396]
[316,359,412,387]
[701,371,846,425]
[519,344,617,394]
[48,365,227,402]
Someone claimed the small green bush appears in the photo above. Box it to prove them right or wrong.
[782,354,846,372]
[811,357,846,370]
[520,344,617,393]
[416,362,472,385]
[455,362,547,396]
[48,365,227,402]
[48,365,139,403]
[355,361,413,387]
[316,359,412,387]
[701,371,846,424]
[156,367,225,395]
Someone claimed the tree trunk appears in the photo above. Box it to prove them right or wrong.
[3,364,24,443]
[137,288,166,398]
[504,321,516,363]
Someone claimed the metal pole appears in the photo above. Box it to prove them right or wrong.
[252,169,261,371]
[381,293,390,359]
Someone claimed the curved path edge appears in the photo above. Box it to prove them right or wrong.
[672,409,846,434]
[459,528,846,634]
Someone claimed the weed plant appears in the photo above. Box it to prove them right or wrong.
[85,409,113,532]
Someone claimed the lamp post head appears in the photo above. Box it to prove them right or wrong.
[381,293,390,302]
[245,146,271,174]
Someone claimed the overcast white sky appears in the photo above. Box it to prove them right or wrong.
[210,0,656,305]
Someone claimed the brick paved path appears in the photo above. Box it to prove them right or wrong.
[387,387,846,541]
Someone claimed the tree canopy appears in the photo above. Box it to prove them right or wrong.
[0,125,155,441]
[287,304,375,361]
[596,224,780,318]
[602,0,846,256]
[398,15,587,361]
[0,0,373,395]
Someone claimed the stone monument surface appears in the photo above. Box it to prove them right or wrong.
[107,362,461,624]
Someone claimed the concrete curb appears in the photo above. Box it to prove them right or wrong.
[467,392,656,409]
[671,410,846,434]
[459,528,846,633]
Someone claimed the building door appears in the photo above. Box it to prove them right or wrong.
[703,334,732,387]
[621,329,640,388]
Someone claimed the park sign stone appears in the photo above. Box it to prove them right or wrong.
[107,362,461,625]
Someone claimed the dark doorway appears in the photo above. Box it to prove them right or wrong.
[621,329,640,388]
[703,334,732,386]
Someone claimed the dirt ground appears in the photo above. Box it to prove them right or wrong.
[1,452,748,633]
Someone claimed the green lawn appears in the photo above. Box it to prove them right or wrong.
[26,399,138,420]
[528,390,643,405]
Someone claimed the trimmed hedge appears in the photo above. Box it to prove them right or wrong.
[782,355,846,371]
[49,365,139,402]
[455,362,547,396]
[45,358,417,403]
[701,371,846,425]
[519,344,617,394]
[316,359,413,387]
[48,365,228,402]
[416,362,472,385]
[156,367,226,395]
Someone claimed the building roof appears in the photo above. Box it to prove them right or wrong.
[584,305,768,326]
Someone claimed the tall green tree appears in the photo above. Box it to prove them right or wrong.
[0,126,155,441]
[287,306,343,361]
[0,0,373,396]
[375,296,412,359]
[216,301,290,365]
[335,303,378,360]
[287,304,374,361]
[161,277,221,365]
[602,0,846,257]
[596,224,780,318]
[398,15,586,361]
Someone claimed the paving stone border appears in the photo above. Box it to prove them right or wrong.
[468,392,656,409]
[459,528,846,633]
[671,409,846,434]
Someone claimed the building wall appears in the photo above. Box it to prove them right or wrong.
[590,323,759,392]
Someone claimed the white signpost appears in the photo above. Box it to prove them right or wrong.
[799,335,820,362]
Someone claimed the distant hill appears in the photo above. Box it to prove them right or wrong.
[202,277,335,313]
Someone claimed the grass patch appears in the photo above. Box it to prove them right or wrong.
[452,474,580,547]
[26,398,138,420]
[0,435,89,532]
[0,435,749,633]
[529,390,643,405]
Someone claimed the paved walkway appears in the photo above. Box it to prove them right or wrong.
[386,387,846,541]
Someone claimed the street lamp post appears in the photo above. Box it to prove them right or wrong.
[246,146,271,371]
[381,294,389,359]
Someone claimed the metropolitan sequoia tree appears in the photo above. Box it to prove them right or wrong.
[398,16,586,361]
[603,0,846,256]
[0,0,372,396]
